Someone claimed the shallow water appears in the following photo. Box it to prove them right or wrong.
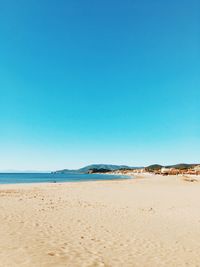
[0,172,129,184]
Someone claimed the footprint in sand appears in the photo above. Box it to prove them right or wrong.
[48,252,55,256]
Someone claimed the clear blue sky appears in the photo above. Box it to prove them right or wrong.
[0,0,199,171]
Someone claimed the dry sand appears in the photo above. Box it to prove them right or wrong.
[1,175,200,267]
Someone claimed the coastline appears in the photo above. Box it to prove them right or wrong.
[0,172,131,185]
[1,175,200,266]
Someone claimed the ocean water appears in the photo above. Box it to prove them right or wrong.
[0,172,129,184]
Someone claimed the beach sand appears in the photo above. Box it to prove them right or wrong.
[1,175,200,267]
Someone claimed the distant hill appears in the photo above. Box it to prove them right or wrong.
[145,163,199,171]
[78,164,135,173]
[53,164,139,174]
[166,163,199,170]
[53,163,200,174]
[145,164,163,171]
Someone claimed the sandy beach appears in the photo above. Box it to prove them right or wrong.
[1,175,200,267]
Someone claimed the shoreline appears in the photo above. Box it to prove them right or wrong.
[1,171,199,186]
[0,173,132,186]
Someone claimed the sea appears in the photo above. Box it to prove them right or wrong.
[0,172,129,184]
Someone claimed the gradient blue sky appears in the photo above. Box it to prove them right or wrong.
[0,0,200,171]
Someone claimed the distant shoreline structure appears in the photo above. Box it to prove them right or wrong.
[53,163,200,176]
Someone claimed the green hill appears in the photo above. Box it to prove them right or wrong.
[167,163,198,170]
[145,164,163,171]
[53,164,140,174]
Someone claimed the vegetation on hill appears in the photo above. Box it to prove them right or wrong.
[53,163,200,174]
[53,164,136,174]
[145,164,163,172]
[167,163,198,170]
[87,168,111,174]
